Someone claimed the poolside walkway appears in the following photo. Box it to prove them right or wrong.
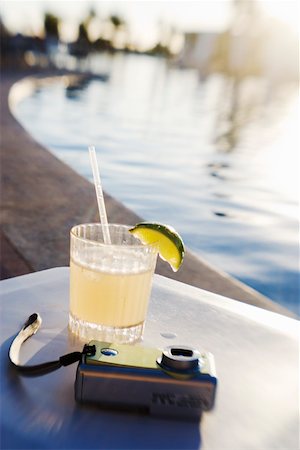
[0,68,295,318]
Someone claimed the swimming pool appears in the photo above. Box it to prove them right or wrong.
[14,53,299,315]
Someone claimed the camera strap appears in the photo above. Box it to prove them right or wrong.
[8,313,95,376]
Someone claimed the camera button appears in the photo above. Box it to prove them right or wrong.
[101,348,118,357]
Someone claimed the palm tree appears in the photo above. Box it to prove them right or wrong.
[78,22,89,43]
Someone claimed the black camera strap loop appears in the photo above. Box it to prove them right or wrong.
[8,313,96,377]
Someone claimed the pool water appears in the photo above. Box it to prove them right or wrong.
[14,53,299,315]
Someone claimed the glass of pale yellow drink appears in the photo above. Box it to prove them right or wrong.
[69,223,158,343]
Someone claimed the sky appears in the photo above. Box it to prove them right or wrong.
[1,0,299,50]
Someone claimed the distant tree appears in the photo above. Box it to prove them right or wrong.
[77,9,98,44]
[93,37,112,52]
[87,7,96,23]
[147,42,171,58]
[109,15,123,29]
[44,13,60,40]
[0,18,11,51]
[109,14,125,47]
[70,19,92,58]
[78,22,89,42]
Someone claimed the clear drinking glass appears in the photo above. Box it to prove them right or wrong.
[69,223,158,343]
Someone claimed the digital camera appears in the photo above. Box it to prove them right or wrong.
[75,341,217,419]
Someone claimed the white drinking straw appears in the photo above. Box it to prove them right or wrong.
[88,146,111,244]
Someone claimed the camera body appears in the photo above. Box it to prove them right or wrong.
[75,341,217,419]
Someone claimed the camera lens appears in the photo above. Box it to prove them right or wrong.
[157,346,200,372]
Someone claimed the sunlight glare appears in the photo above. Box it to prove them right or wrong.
[258,0,299,30]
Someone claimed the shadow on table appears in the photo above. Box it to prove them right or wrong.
[69,403,202,450]
[1,336,202,449]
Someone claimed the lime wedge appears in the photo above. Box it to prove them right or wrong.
[129,222,185,272]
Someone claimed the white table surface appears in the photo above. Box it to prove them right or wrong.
[0,267,299,450]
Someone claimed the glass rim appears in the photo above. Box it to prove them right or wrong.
[70,223,158,250]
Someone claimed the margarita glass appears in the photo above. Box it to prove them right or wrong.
[69,223,158,343]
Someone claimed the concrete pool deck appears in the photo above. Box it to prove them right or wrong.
[0,69,295,318]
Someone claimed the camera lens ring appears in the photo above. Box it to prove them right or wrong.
[157,345,201,373]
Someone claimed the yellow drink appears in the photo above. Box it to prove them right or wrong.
[69,223,157,343]
[70,259,153,328]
